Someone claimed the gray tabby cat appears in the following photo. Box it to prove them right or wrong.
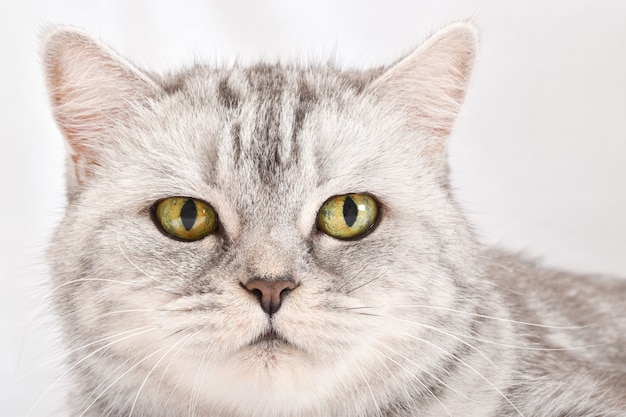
[42,22,625,417]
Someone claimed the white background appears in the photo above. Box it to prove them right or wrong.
[1,1,625,415]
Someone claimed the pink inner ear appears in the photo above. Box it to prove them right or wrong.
[43,28,161,183]
[47,49,102,175]
[366,23,477,159]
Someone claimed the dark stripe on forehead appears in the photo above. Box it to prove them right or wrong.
[246,63,286,95]
[292,77,318,143]
[246,64,287,184]
[217,75,240,109]
[231,122,242,166]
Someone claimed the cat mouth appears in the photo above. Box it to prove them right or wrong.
[251,329,289,345]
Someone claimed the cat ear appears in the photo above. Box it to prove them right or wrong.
[42,26,162,185]
[367,22,477,165]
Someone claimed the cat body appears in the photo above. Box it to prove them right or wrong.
[42,23,625,417]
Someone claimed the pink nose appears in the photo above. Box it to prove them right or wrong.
[244,277,297,315]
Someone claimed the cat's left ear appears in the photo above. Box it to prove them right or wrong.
[367,22,477,165]
[41,26,162,187]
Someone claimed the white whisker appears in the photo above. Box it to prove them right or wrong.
[26,327,156,417]
[351,349,381,413]
[116,230,169,287]
[41,278,175,308]
[390,315,611,352]
[100,309,157,318]
[345,246,414,294]
[78,345,169,417]
[362,335,454,417]
[157,330,203,416]
[345,304,592,330]
[7,326,152,390]
[188,343,211,417]
[380,327,525,417]
[128,333,194,417]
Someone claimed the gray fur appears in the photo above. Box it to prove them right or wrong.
[42,23,625,417]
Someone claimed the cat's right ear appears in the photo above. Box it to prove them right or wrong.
[41,26,162,188]
[366,23,477,171]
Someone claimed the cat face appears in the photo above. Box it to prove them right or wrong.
[44,24,488,416]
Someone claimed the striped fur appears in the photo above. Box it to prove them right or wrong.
[42,23,625,417]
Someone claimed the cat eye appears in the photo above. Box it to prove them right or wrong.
[317,193,379,240]
[153,197,218,241]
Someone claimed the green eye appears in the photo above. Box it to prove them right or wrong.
[153,197,218,241]
[317,193,379,240]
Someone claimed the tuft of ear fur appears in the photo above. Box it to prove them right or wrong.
[41,26,162,185]
[367,22,477,165]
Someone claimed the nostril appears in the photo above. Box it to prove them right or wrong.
[243,276,297,315]
[250,288,263,302]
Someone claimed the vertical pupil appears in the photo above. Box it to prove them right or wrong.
[343,196,358,227]
[180,199,198,231]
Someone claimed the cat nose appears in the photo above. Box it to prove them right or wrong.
[243,277,297,315]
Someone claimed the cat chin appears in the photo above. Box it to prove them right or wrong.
[163,349,339,416]
[187,340,390,416]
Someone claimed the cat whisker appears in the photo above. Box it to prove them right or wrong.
[375,326,525,417]
[345,306,613,352]
[117,229,210,294]
[360,345,417,411]
[333,307,522,415]
[350,309,541,376]
[99,308,157,317]
[391,314,616,352]
[332,242,437,293]
[6,326,152,391]
[364,314,497,381]
[189,342,212,417]
[156,330,203,415]
[116,230,172,288]
[39,278,178,311]
[343,304,593,330]
[372,313,497,367]
[14,279,167,357]
[80,329,201,415]
[345,270,388,294]
[76,336,172,416]
[77,344,170,417]
[362,335,456,417]
[128,333,196,417]
[327,323,473,413]
[345,246,416,294]
[351,349,382,413]
[26,326,157,417]
[318,328,389,414]
[333,260,372,293]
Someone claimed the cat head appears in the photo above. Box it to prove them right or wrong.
[43,23,486,416]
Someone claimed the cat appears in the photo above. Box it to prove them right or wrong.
[42,22,626,417]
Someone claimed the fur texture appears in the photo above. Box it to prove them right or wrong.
[42,23,626,416]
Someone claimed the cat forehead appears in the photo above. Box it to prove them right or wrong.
[161,63,374,104]
[101,61,424,228]
[149,63,405,189]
